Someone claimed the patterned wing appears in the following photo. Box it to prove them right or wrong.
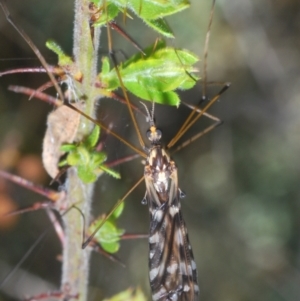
[145,172,199,301]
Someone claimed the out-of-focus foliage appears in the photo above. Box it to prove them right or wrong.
[103,287,147,301]
[0,0,300,301]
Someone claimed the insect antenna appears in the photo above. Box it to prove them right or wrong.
[139,100,155,126]
[202,0,216,99]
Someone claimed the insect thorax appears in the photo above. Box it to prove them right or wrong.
[145,145,176,200]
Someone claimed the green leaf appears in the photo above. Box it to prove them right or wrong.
[85,126,100,148]
[124,83,180,105]
[91,151,107,166]
[103,287,147,301]
[144,18,174,38]
[77,165,97,183]
[46,39,73,66]
[91,219,119,243]
[89,218,125,253]
[87,198,125,253]
[92,2,120,26]
[90,0,101,4]
[90,0,189,37]
[99,41,199,105]
[60,144,77,152]
[101,56,111,75]
[112,0,190,20]
[77,146,91,165]
[73,151,107,183]
[101,240,120,253]
[112,201,125,219]
[122,39,167,67]
[99,165,121,179]
[66,152,81,166]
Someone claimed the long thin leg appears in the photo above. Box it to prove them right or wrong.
[166,0,227,150]
[82,175,145,248]
[106,18,146,150]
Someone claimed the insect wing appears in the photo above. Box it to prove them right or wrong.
[145,160,199,301]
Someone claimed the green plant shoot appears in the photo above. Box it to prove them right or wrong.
[89,202,125,253]
[59,125,120,183]
[46,39,83,81]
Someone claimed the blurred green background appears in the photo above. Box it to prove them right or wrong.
[0,0,300,300]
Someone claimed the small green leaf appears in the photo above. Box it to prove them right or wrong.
[77,165,98,183]
[90,0,189,36]
[139,0,190,19]
[101,240,120,253]
[89,218,125,253]
[76,146,91,165]
[112,201,124,219]
[122,39,166,68]
[66,152,81,166]
[87,199,126,253]
[123,83,180,105]
[60,144,77,152]
[103,287,147,301]
[144,18,174,38]
[91,151,107,167]
[175,49,200,65]
[112,0,189,21]
[89,0,101,5]
[85,126,100,148]
[46,39,73,66]
[93,2,120,26]
[58,159,68,167]
[99,165,121,179]
[91,219,114,243]
[101,56,111,75]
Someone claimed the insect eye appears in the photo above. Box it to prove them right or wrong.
[156,129,162,140]
[146,129,162,142]
[146,130,153,141]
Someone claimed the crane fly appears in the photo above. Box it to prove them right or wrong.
[140,105,198,301]
[83,1,229,299]
[0,0,229,300]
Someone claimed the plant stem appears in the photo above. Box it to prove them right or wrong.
[61,0,101,300]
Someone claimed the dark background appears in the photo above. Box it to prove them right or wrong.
[0,0,300,300]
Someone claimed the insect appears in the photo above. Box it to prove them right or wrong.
[142,104,199,301]
[83,1,229,300]
[0,0,229,300]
